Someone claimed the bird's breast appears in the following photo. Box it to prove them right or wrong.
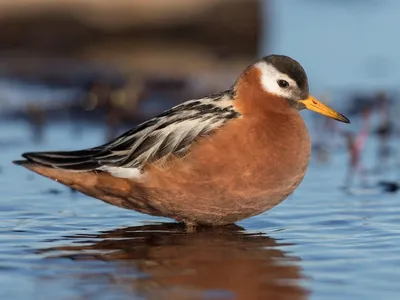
[146,111,311,197]
[213,112,311,195]
[141,112,310,224]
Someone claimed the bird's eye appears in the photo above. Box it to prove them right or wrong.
[277,80,289,88]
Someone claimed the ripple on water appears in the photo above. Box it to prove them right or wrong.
[1,122,400,299]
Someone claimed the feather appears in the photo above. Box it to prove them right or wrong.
[20,89,240,177]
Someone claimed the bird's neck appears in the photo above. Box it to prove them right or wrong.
[233,67,296,117]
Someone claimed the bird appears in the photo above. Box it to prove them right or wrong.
[14,55,350,227]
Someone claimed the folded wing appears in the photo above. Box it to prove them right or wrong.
[20,91,239,177]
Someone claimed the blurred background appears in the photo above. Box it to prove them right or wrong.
[0,0,259,141]
[2,1,400,300]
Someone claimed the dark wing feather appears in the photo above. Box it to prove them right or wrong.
[20,90,240,172]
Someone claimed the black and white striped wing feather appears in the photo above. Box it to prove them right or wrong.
[21,91,240,178]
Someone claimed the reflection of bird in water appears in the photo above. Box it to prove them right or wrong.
[15,55,349,227]
[39,223,309,300]
[342,106,371,187]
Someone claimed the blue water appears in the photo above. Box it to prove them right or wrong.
[0,119,399,300]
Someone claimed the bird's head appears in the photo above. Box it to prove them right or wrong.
[234,55,350,123]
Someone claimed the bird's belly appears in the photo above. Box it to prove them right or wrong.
[141,114,311,224]
[143,145,310,225]
[143,162,307,225]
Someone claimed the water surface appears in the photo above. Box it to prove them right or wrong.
[1,120,400,300]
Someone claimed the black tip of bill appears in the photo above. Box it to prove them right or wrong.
[336,113,351,124]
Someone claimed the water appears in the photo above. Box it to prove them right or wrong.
[1,120,400,300]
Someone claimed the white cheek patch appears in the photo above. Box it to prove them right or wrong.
[255,62,297,99]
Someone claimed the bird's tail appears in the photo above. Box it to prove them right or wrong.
[14,149,104,171]
[13,152,161,216]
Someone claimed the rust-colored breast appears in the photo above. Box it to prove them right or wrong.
[142,67,311,224]
[143,111,310,224]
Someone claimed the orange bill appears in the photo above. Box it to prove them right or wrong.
[299,95,350,123]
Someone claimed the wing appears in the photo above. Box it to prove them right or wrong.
[20,90,240,177]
